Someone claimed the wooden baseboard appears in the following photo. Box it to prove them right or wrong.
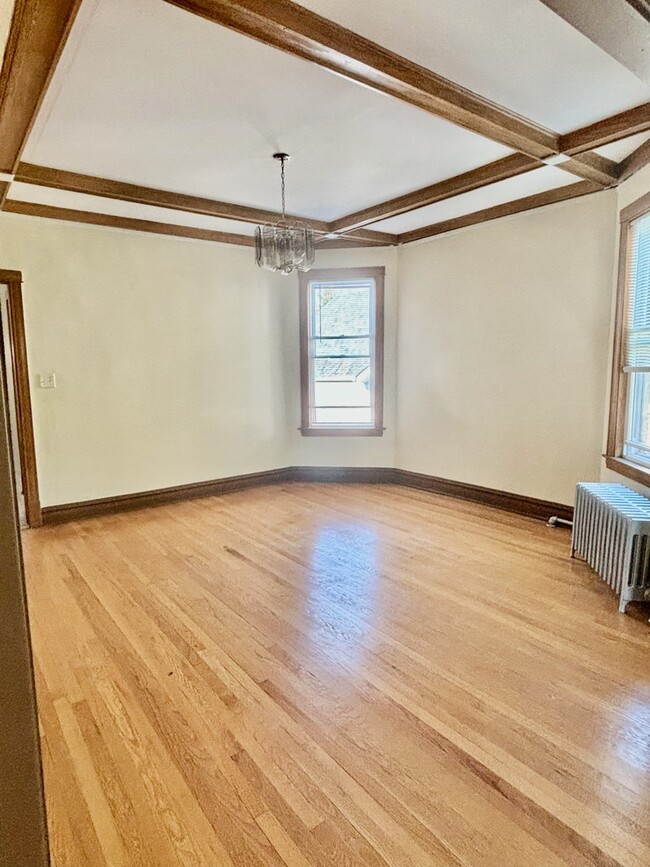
[40,465,573,525]
[394,469,573,522]
[289,466,396,484]
[40,467,291,524]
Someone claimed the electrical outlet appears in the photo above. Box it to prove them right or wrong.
[39,373,56,389]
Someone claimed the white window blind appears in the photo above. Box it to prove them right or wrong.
[624,211,650,372]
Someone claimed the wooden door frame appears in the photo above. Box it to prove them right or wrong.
[0,270,41,527]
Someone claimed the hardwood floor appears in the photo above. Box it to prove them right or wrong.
[22,482,650,867]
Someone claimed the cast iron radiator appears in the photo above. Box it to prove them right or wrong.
[571,482,650,613]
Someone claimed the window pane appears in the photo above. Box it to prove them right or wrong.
[313,356,370,383]
[629,213,650,329]
[314,381,371,410]
[312,337,370,357]
[312,283,370,337]
[313,407,372,425]
[624,372,650,465]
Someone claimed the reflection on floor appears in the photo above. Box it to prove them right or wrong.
[24,482,650,866]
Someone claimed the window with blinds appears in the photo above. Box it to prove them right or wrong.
[623,211,650,467]
[299,267,384,436]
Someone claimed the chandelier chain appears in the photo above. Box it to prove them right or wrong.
[280,156,286,219]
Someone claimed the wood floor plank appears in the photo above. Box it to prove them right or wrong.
[22,483,650,866]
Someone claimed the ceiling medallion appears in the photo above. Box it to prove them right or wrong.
[255,153,316,275]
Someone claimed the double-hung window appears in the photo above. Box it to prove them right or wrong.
[607,196,650,482]
[299,267,384,436]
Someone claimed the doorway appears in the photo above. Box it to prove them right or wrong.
[0,271,41,527]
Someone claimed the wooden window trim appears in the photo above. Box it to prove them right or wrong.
[605,194,650,488]
[299,267,384,437]
[0,269,41,526]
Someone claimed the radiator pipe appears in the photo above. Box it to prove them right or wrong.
[547,516,574,528]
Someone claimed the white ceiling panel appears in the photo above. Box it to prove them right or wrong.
[22,0,511,222]
[594,131,650,162]
[299,0,650,132]
[7,183,257,235]
[370,167,579,234]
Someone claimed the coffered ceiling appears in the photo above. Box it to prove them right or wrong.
[0,0,649,249]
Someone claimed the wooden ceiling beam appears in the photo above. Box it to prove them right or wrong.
[163,0,559,160]
[617,136,650,182]
[330,144,618,236]
[14,163,398,244]
[2,200,257,246]
[332,227,397,245]
[397,180,602,245]
[2,199,393,248]
[330,154,539,234]
[14,162,330,231]
[0,0,83,174]
[624,0,650,22]
[560,151,621,186]
[559,103,650,154]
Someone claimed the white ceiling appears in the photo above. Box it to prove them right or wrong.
[5,0,649,239]
[299,0,650,132]
[22,0,511,222]
[371,167,578,234]
[594,131,650,162]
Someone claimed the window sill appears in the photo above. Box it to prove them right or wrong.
[605,455,650,488]
[300,426,384,437]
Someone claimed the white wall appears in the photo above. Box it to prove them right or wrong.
[0,185,630,509]
[0,212,291,505]
[282,246,398,468]
[601,163,650,496]
[395,192,617,505]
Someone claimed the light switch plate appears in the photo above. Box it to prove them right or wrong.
[39,373,56,389]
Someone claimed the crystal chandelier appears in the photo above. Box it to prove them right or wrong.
[255,153,316,275]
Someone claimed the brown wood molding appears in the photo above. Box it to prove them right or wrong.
[394,469,573,521]
[620,188,650,223]
[398,180,601,244]
[0,0,83,173]
[330,154,540,234]
[3,199,393,249]
[624,0,650,23]
[15,162,329,233]
[316,237,390,249]
[561,151,620,186]
[13,163,397,245]
[606,223,631,458]
[0,269,24,282]
[618,137,650,182]
[163,0,559,160]
[41,467,293,524]
[0,358,49,867]
[336,227,397,246]
[604,456,650,488]
[0,270,41,527]
[3,199,258,246]
[559,103,650,155]
[289,466,396,483]
[41,465,573,524]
